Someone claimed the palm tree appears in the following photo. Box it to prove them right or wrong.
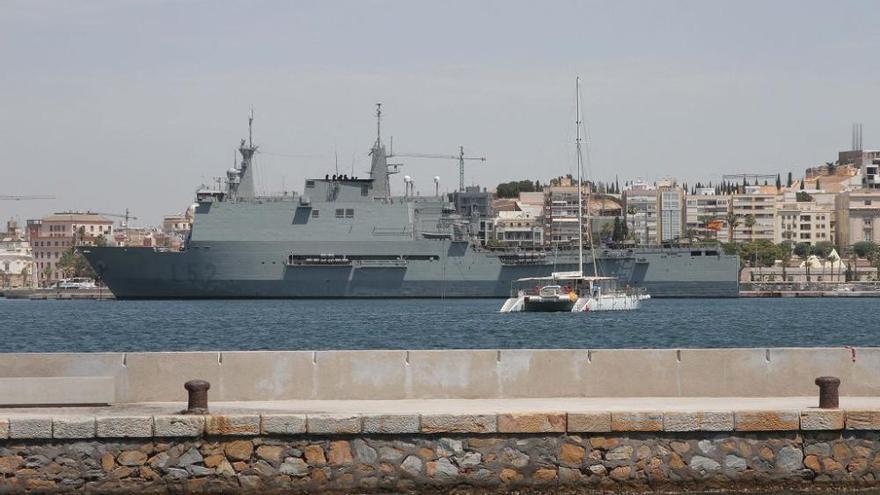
[744,214,757,243]
[725,212,740,244]
[626,206,637,244]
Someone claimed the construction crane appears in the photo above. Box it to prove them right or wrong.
[90,209,138,228]
[0,195,55,200]
[389,146,486,192]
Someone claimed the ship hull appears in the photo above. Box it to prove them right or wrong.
[82,242,739,299]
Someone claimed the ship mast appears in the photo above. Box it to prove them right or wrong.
[575,77,600,277]
[575,77,584,277]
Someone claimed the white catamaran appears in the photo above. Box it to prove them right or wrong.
[500,77,647,313]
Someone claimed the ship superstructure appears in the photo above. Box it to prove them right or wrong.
[82,108,739,299]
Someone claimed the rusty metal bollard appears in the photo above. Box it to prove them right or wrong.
[815,376,840,409]
[183,380,210,414]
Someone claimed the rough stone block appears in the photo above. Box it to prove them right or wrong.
[154,415,205,437]
[800,409,844,430]
[307,414,361,434]
[664,412,734,432]
[362,414,420,434]
[420,414,496,434]
[0,419,9,439]
[96,416,153,438]
[205,415,260,436]
[497,412,565,433]
[567,412,611,432]
[734,410,799,431]
[845,410,880,430]
[53,416,96,438]
[611,412,662,432]
[261,414,307,435]
[700,411,735,431]
[9,417,52,439]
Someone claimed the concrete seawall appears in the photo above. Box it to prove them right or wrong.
[2,347,880,493]
[1,347,878,404]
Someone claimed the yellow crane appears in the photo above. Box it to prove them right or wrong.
[389,146,486,192]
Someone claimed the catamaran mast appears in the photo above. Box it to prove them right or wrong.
[575,77,584,277]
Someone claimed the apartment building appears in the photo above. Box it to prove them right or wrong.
[774,193,835,245]
[835,190,880,246]
[26,212,113,286]
[685,190,731,242]
[729,188,777,242]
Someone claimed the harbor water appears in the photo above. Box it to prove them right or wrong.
[0,297,873,353]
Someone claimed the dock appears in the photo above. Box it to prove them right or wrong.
[740,289,880,297]
[1,288,114,300]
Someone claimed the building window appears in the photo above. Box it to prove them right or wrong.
[345,209,354,218]
[311,210,319,218]
[306,180,315,188]
[361,184,370,196]
[335,209,345,218]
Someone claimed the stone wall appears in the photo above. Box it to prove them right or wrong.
[3,431,880,493]
[1,410,880,493]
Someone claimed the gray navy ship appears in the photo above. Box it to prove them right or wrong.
[82,109,739,299]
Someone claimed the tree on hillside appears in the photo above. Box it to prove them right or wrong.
[725,212,740,243]
[794,242,813,258]
[496,180,538,198]
[786,172,793,188]
[853,241,878,258]
[775,174,781,191]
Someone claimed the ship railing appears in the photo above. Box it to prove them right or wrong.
[372,227,413,237]
[352,259,407,268]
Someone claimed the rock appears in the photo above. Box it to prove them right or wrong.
[165,467,189,481]
[427,457,458,478]
[188,465,214,477]
[117,450,148,467]
[255,445,283,465]
[831,443,851,461]
[848,457,868,473]
[216,459,235,477]
[759,446,774,461]
[804,454,821,472]
[232,461,248,472]
[437,438,463,456]
[111,466,133,479]
[590,437,619,450]
[379,446,404,462]
[606,445,633,461]
[690,455,721,473]
[417,447,435,460]
[823,458,844,472]
[328,440,353,465]
[203,454,225,468]
[670,441,690,455]
[500,468,522,483]
[454,452,481,469]
[223,440,253,462]
[697,440,715,455]
[400,455,423,477]
[24,454,51,468]
[148,452,170,469]
[304,445,327,465]
[534,468,558,481]
[140,466,160,480]
[98,453,114,472]
[559,443,586,466]
[805,443,830,457]
[609,466,630,480]
[252,460,276,477]
[777,445,804,472]
[559,466,582,483]
[589,464,607,475]
[177,447,203,467]
[637,445,652,460]
[499,448,530,468]
[353,439,378,464]
[279,457,308,477]
[724,455,747,471]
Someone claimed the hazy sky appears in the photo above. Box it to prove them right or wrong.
[2,0,878,225]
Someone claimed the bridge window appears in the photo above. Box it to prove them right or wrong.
[306,180,315,188]
[311,210,319,218]
[361,184,370,196]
